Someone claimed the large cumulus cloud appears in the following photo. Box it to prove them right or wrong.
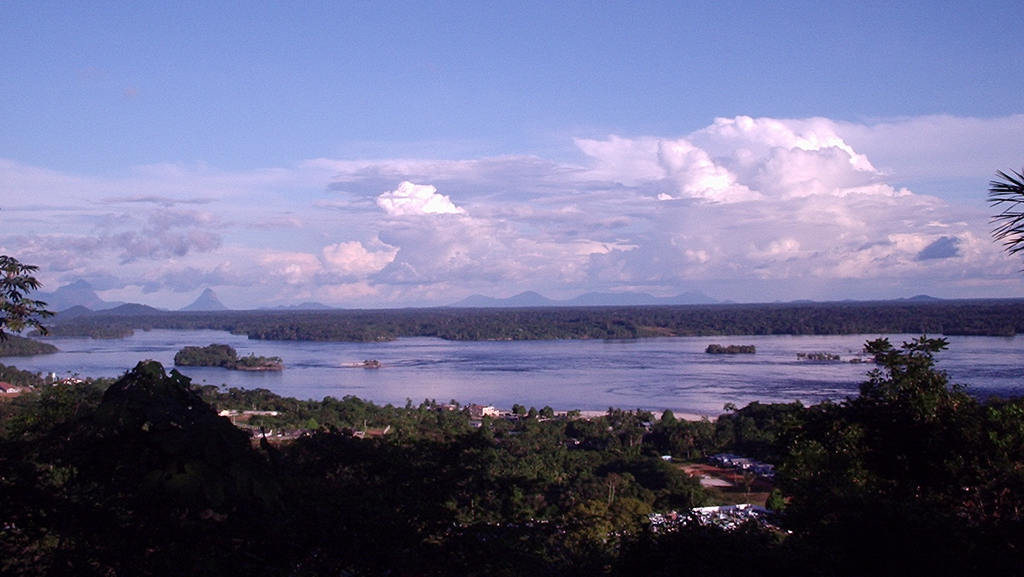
[1,114,1021,307]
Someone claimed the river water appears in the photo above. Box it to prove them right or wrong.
[6,331,1024,416]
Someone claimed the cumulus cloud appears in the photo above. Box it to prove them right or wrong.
[322,241,397,277]
[3,114,1021,307]
[376,181,466,216]
[656,139,759,202]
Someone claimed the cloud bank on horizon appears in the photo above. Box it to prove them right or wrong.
[3,114,1023,309]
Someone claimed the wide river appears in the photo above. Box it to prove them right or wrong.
[7,330,1024,416]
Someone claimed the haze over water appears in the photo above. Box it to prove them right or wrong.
[10,330,1024,416]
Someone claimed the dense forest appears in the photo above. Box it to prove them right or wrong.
[1,336,1022,576]
[43,299,1024,341]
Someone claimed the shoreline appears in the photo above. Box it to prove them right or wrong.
[560,409,714,421]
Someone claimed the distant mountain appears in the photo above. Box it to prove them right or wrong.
[180,288,229,311]
[36,280,124,312]
[449,290,718,308]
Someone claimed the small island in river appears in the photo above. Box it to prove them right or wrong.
[342,359,382,368]
[797,352,842,362]
[174,344,283,371]
[705,344,756,354]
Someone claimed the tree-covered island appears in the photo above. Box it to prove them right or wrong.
[705,343,756,354]
[173,343,283,371]
[0,334,58,357]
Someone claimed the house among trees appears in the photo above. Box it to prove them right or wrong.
[0,381,22,395]
[468,404,500,419]
[353,425,391,439]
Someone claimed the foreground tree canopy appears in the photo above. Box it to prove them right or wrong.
[1,337,1023,576]
[0,255,51,341]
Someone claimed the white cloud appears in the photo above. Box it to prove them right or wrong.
[3,114,1023,307]
[573,136,664,186]
[656,139,759,202]
[693,116,876,171]
[259,251,323,285]
[376,181,467,216]
[322,241,397,276]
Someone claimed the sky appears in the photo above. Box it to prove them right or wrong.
[2,1,1023,309]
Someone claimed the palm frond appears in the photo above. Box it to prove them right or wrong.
[987,168,1024,256]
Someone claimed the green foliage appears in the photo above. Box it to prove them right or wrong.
[773,336,1023,575]
[1,372,714,575]
[90,361,282,515]
[765,488,786,512]
[0,361,282,576]
[0,361,48,388]
[714,401,806,463]
[1,377,106,438]
[174,343,238,367]
[0,255,52,340]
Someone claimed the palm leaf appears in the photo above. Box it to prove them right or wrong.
[988,168,1024,256]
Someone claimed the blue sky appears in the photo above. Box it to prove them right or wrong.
[2,1,1023,308]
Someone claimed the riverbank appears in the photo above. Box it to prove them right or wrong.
[570,409,712,421]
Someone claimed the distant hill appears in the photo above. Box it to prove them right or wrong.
[51,305,95,321]
[98,303,166,316]
[180,288,229,311]
[50,303,163,325]
[902,294,943,302]
[51,302,165,321]
[449,290,718,308]
[452,291,558,308]
[36,280,124,312]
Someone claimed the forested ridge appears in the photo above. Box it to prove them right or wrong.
[44,299,1024,341]
[0,334,58,357]
[2,337,1023,576]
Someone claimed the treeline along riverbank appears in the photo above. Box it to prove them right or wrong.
[43,299,1024,341]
